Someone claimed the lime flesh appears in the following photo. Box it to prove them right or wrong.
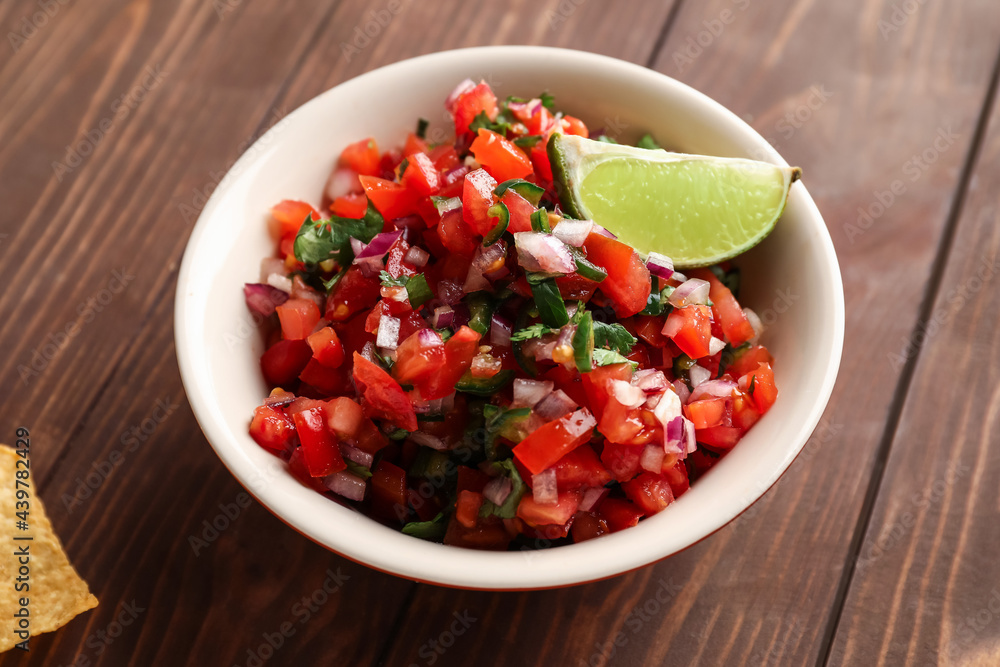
[549,134,801,268]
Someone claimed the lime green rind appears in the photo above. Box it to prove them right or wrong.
[548,134,801,269]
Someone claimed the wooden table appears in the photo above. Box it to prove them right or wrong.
[2,1,999,664]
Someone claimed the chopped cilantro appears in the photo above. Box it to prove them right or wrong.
[509,323,557,342]
[593,321,637,356]
[637,134,662,150]
[592,348,638,368]
[293,201,383,267]
[402,512,447,541]
[478,459,527,519]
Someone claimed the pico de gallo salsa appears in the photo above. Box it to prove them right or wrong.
[244,79,778,550]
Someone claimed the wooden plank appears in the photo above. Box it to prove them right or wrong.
[377,1,1000,665]
[0,0,684,664]
[828,63,1000,666]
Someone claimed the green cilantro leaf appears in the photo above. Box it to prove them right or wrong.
[539,92,556,110]
[592,348,638,368]
[478,459,527,519]
[402,512,448,541]
[509,323,558,342]
[293,201,383,267]
[378,271,433,309]
[636,134,662,150]
[344,460,373,480]
[593,321,637,355]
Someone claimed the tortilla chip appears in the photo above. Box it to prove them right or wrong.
[0,445,97,652]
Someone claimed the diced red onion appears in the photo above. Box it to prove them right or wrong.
[356,230,402,260]
[579,487,609,512]
[552,219,594,247]
[513,232,575,274]
[266,274,293,294]
[593,224,617,239]
[434,196,462,215]
[708,336,726,355]
[463,265,490,293]
[684,419,697,453]
[445,78,476,113]
[325,167,360,201]
[610,379,646,409]
[438,280,464,305]
[442,165,470,187]
[350,237,367,257]
[465,242,506,292]
[671,271,688,283]
[633,369,668,394]
[512,378,554,408]
[324,471,366,501]
[666,416,686,453]
[652,389,683,451]
[689,379,738,403]
[354,256,384,278]
[376,315,400,350]
[534,389,578,422]
[408,431,449,451]
[260,257,287,283]
[291,276,325,310]
[432,306,454,329]
[688,364,712,388]
[533,341,556,362]
[339,443,373,468]
[483,476,512,506]
[532,469,558,506]
[404,245,429,267]
[646,252,675,280]
[668,278,711,308]
[416,328,444,347]
[672,379,690,404]
[641,444,666,473]
[381,284,408,303]
[744,308,763,344]
[451,303,470,329]
[491,312,513,347]
[244,283,289,317]
[360,341,377,363]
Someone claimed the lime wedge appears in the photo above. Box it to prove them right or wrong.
[548,134,801,268]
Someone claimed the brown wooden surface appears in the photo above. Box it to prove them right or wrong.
[1,0,998,665]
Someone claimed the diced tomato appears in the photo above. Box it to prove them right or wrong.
[452,82,498,135]
[261,339,312,387]
[571,512,609,542]
[582,232,651,317]
[401,152,441,196]
[378,148,403,180]
[383,236,419,280]
[697,426,743,451]
[726,345,774,378]
[249,405,297,452]
[598,498,644,532]
[581,363,633,420]
[298,359,352,396]
[307,327,345,368]
[634,315,668,348]
[662,305,713,359]
[513,409,597,475]
[622,472,675,516]
[292,407,346,477]
[462,168,498,236]
[271,200,319,240]
[685,397,729,429]
[470,128,534,182]
[456,490,484,529]
[438,206,479,257]
[323,396,362,438]
[394,330,446,385]
[555,272,599,302]
[339,138,380,176]
[351,353,418,431]
[403,132,429,157]
[530,142,553,182]
[501,190,536,233]
[513,105,555,136]
[560,115,589,137]
[287,448,327,492]
[275,298,320,340]
[429,144,460,172]
[325,266,381,322]
[417,326,481,400]
[371,460,408,523]
[331,193,368,218]
[690,269,755,346]
[739,362,778,414]
[516,491,582,527]
[444,516,511,550]
[731,390,761,432]
[397,311,429,342]
[600,442,643,482]
[359,175,417,220]
[286,397,326,415]
[598,396,645,445]
[662,459,690,497]
[549,445,612,490]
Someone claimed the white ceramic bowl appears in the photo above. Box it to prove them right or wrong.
[175,46,844,589]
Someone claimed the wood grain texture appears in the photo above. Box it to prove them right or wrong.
[827,63,1000,667]
[377,1,1000,666]
[1,0,999,665]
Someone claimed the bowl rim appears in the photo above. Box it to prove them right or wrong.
[175,45,845,589]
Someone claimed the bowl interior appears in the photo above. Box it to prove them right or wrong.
[175,46,844,589]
